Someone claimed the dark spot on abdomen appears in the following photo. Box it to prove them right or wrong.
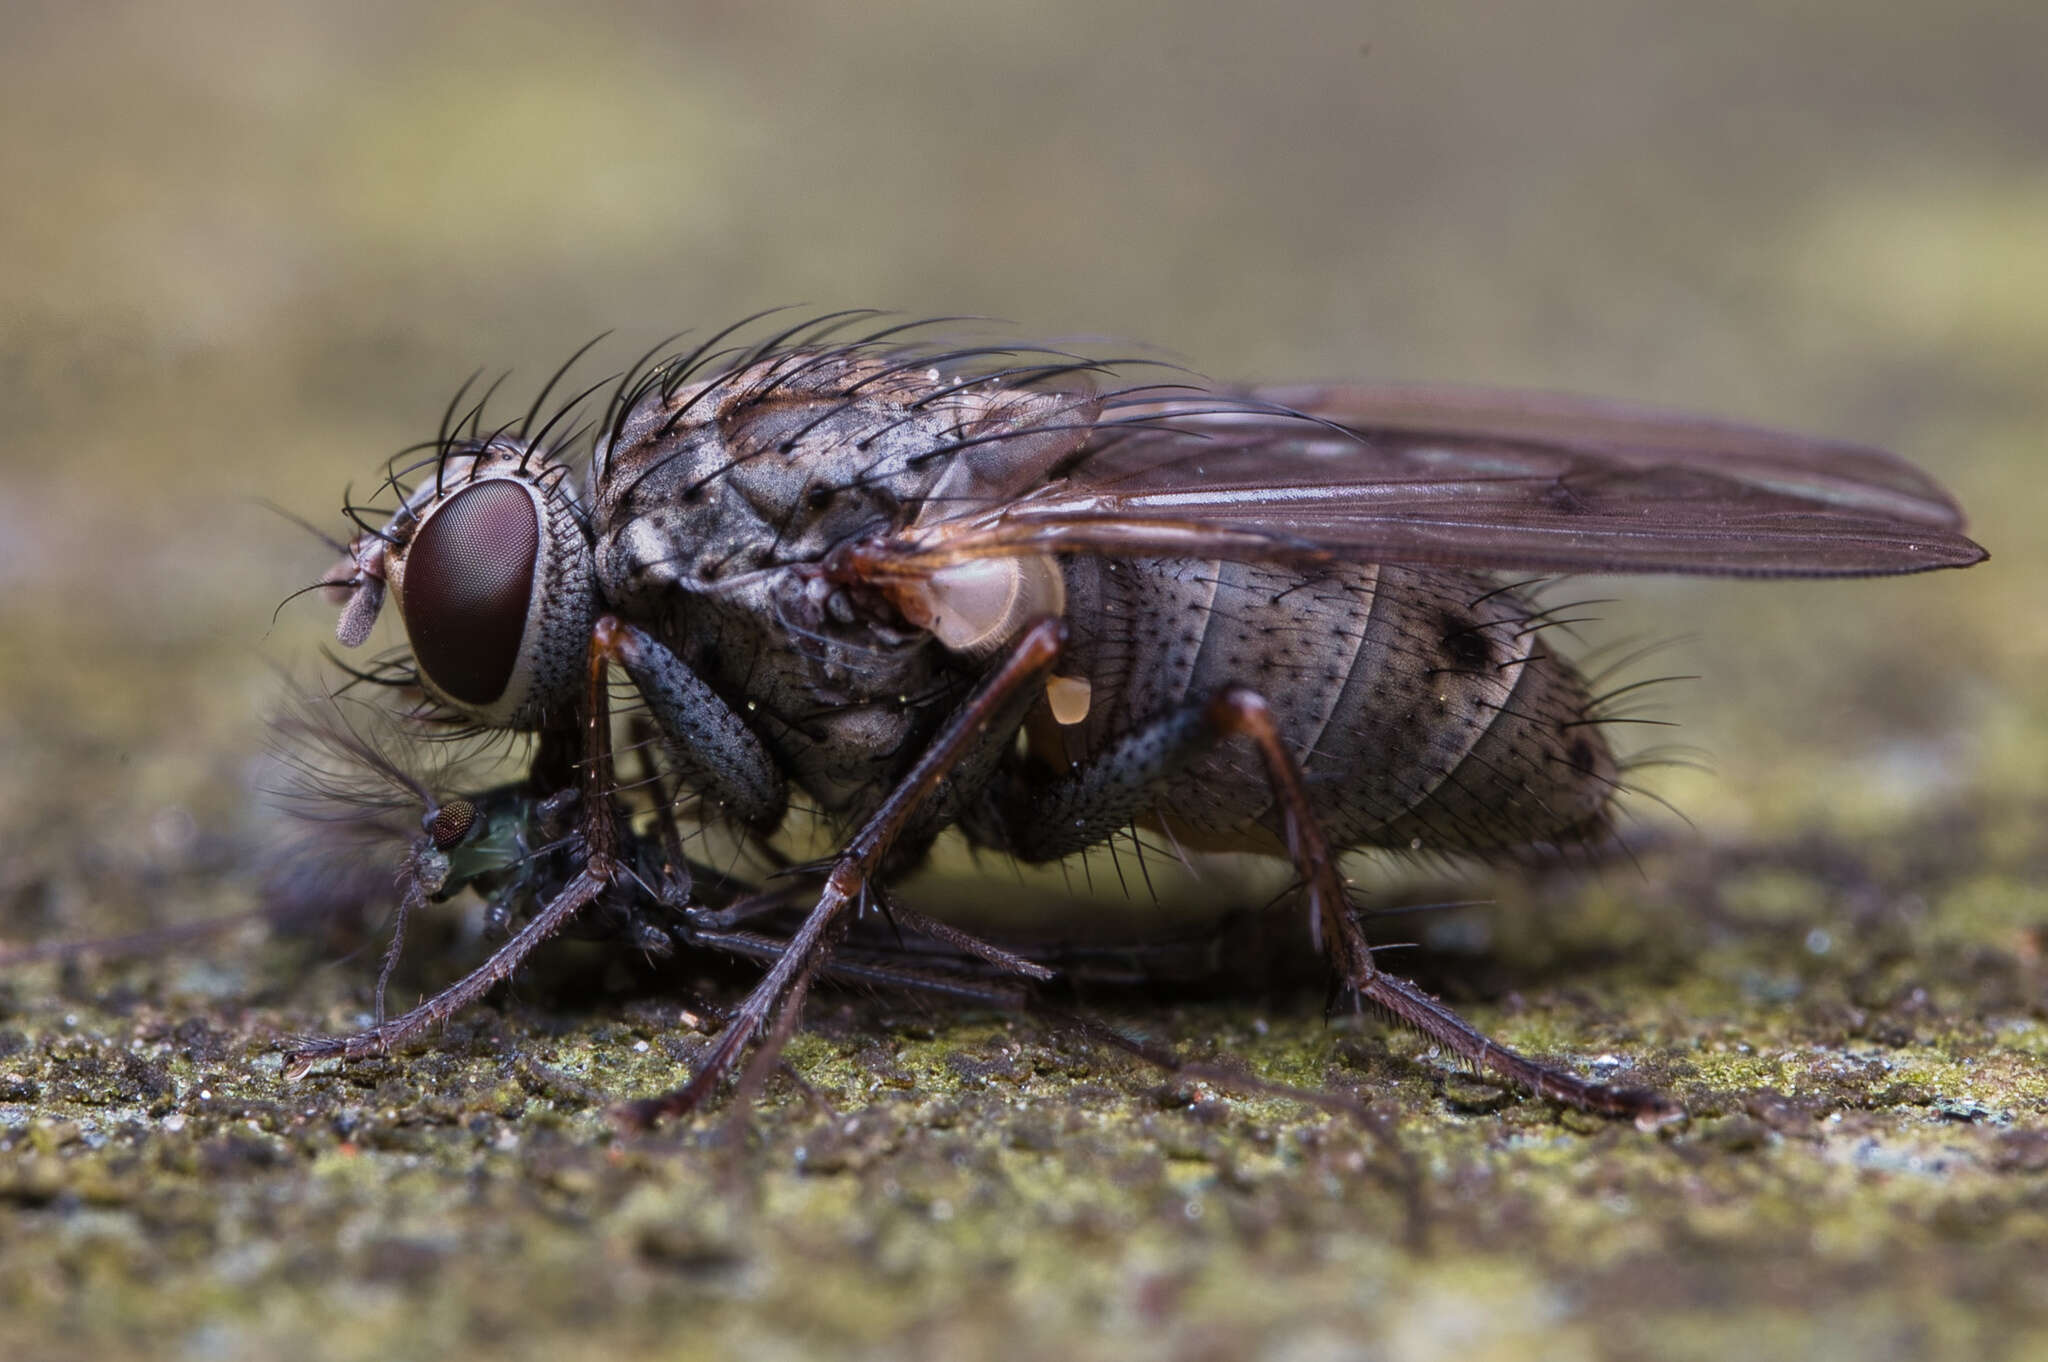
[1437,610,1495,672]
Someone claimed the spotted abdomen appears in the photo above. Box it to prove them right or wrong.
[1053,557,1618,856]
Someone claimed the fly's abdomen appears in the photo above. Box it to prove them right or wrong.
[1057,558,1617,856]
[1356,567,1618,853]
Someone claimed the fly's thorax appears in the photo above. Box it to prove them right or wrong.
[589,348,1099,712]
[646,564,944,706]
[329,440,597,729]
[625,575,976,824]
[591,350,1095,606]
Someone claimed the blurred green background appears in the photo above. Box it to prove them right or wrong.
[2,3,2045,1360]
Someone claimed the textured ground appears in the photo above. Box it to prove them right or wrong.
[4,4,2045,1360]
[5,814,2048,1362]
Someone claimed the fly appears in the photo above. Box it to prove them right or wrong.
[282,312,1987,1130]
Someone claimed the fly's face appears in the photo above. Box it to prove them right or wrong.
[324,439,598,729]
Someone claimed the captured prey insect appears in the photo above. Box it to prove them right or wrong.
[266,694,1064,1026]
[285,312,1986,1129]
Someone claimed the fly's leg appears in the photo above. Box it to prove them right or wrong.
[1210,692,1682,1128]
[614,617,1069,1129]
[977,686,1684,1129]
[605,619,786,833]
[963,702,1216,862]
[624,714,693,910]
[869,887,1057,984]
[284,619,626,1077]
[680,918,1041,1007]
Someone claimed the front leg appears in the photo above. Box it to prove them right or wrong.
[604,619,787,833]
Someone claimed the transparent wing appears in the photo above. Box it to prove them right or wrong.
[893,383,1985,578]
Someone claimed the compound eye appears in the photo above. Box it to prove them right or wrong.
[401,480,541,707]
[426,797,477,851]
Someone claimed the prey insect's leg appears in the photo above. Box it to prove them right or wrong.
[284,623,624,1077]
[614,617,1069,1129]
[373,840,446,1023]
[983,687,1683,1128]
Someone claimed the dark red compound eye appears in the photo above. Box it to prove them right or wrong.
[402,480,541,706]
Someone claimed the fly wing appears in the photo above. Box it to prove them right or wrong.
[894,384,1986,578]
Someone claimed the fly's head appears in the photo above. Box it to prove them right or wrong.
[324,438,597,729]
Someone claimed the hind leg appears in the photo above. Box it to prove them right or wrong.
[975,685,1683,1128]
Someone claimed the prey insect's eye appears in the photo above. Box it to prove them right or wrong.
[400,480,542,707]
[426,797,478,851]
